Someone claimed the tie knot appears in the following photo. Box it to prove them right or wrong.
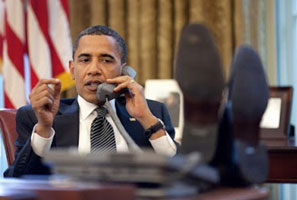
[95,107,108,117]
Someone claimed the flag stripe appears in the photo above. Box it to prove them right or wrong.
[4,91,14,109]
[5,20,25,77]
[3,0,26,108]
[60,0,69,21]
[27,3,52,82]
[0,34,3,62]
[0,0,4,36]
[5,0,25,42]
[0,0,3,59]
[30,62,39,88]
[29,0,48,37]
[3,42,26,108]
[48,0,74,91]
[48,0,72,73]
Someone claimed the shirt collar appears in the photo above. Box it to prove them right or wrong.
[77,95,116,120]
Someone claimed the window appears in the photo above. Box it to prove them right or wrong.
[275,0,297,199]
[276,0,297,131]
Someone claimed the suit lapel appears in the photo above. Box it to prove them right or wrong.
[115,98,149,147]
[53,98,79,148]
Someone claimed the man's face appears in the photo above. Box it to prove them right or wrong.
[69,35,125,104]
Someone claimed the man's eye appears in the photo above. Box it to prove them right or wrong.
[103,59,113,63]
[79,58,89,63]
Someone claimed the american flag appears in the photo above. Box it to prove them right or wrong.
[1,0,74,109]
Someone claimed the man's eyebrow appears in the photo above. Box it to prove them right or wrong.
[100,54,115,60]
[77,53,90,58]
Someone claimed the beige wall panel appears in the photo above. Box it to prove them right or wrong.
[234,0,245,47]
[140,0,157,83]
[205,0,232,78]
[108,0,125,38]
[69,0,91,42]
[127,0,140,80]
[158,0,173,78]
[174,0,187,63]
[89,0,106,26]
[189,0,204,23]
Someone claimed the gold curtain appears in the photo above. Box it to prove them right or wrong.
[234,0,267,68]
[67,0,266,92]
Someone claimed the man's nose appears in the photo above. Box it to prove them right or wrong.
[87,60,102,76]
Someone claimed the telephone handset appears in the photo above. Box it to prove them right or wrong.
[96,66,142,152]
[96,66,137,104]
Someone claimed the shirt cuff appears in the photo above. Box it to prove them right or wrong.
[150,131,177,156]
[30,124,55,157]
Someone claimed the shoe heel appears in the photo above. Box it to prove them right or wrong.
[234,140,268,184]
[181,121,219,163]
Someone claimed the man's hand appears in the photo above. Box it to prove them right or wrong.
[106,76,165,140]
[29,79,61,138]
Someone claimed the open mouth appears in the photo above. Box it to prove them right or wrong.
[85,80,103,91]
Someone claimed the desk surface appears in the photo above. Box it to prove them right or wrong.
[0,178,135,200]
[0,178,269,200]
[266,139,297,183]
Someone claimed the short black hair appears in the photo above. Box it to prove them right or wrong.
[72,25,127,64]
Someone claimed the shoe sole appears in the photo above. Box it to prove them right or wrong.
[230,46,269,145]
[175,24,224,163]
[230,45,269,183]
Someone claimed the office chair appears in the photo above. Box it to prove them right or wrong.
[0,109,17,165]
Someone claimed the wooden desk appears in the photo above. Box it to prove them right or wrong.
[267,141,297,183]
[190,187,268,200]
[0,178,268,200]
[0,178,135,200]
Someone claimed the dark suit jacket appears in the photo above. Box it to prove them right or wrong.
[4,97,175,177]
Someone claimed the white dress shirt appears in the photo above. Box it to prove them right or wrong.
[31,96,177,157]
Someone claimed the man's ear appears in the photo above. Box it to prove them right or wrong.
[69,60,75,80]
[120,63,126,75]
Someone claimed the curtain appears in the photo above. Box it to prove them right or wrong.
[67,0,268,92]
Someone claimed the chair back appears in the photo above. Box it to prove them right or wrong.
[0,109,17,165]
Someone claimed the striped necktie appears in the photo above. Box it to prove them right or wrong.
[90,107,116,153]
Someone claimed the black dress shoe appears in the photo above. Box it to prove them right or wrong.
[175,23,225,163]
[213,45,269,185]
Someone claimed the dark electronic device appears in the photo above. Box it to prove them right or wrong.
[96,66,136,104]
[96,65,141,152]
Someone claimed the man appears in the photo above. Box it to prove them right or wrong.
[4,25,177,177]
